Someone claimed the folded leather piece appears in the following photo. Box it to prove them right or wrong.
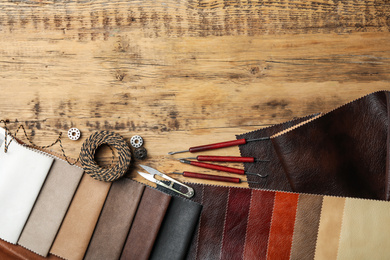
[271,91,390,199]
[220,188,251,260]
[290,194,323,260]
[266,192,299,259]
[50,174,111,260]
[0,128,54,244]
[314,196,345,260]
[236,114,319,191]
[0,239,61,260]
[84,178,145,260]
[17,159,84,257]
[242,190,275,260]
[149,192,202,260]
[337,198,390,259]
[120,186,171,260]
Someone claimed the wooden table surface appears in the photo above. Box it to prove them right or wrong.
[1,0,389,188]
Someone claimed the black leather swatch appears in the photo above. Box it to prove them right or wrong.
[150,185,202,260]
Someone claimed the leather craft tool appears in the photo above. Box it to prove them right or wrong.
[137,165,194,198]
[179,159,268,178]
[171,171,262,184]
[180,155,269,163]
[168,137,269,155]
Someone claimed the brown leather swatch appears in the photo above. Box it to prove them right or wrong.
[18,159,84,257]
[220,187,252,260]
[120,187,171,260]
[50,174,112,260]
[84,178,145,260]
[266,192,299,260]
[195,184,229,260]
[0,239,61,260]
[272,91,390,200]
[243,189,275,260]
[289,194,323,260]
[237,114,319,191]
[314,196,345,260]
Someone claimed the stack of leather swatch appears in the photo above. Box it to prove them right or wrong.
[0,128,202,260]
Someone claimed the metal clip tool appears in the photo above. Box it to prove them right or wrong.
[138,165,195,198]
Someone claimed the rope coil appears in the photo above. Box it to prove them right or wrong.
[80,131,132,182]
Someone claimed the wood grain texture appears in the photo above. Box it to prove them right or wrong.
[0,0,389,187]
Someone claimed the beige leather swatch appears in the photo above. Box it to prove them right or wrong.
[337,198,390,259]
[290,194,323,260]
[50,174,111,260]
[84,178,145,260]
[314,196,345,260]
[18,159,84,257]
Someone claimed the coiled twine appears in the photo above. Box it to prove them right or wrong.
[80,131,131,182]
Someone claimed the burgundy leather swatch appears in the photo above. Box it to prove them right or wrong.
[243,189,275,260]
[290,194,323,260]
[272,91,390,200]
[237,114,319,191]
[120,187,171,260]
[193,184,229,260]
[220,187,252,260]
[84,179,145,260]
[0,239,61,260]
[266,192,299,260]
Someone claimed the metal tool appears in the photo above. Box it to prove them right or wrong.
[138,165,195,198]
[168,137,270,155]
[179,155,269,163]
[179,159,268,178]
[171,171,263,184]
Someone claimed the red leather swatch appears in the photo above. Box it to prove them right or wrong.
[0,239,61,260]
[220,187,252,260]
[266,192,299,260]
[243,190,275,260]
[195,185,230,260]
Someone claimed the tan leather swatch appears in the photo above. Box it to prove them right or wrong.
[290,194,323,260]
[337,198,390,259]
[120,187,171,260]
[18,159,84,257]
[84,178,145,260]
[314,196,345,260]
[50,174,111,260]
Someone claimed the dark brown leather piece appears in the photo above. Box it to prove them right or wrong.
[0,239,61,260]
[195,185,229,260]
[84,178,145,260]
[120,187,171,260]
[237,114,319,191]
[272,91,389,199]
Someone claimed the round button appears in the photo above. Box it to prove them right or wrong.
[68,128,81,141]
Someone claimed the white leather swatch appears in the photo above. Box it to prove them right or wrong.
[0,127,54,244]
[337,198,390,259]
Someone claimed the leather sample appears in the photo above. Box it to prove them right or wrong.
[194,185,229,260]
[337,198,390,259]
[290,194,323,260]
[84,179,145,260]
[266,192,299,260]
[0,128,54,244]
[149,193,202,260]
[236,114,319,190]
[314,196,345,260]
[271,91,390,199]
[50,174,111,260]
[120,187,171,260]
[220,188,252,260]
[243,190,275,260]
[17,159,84,257]
[0,239,61,260]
